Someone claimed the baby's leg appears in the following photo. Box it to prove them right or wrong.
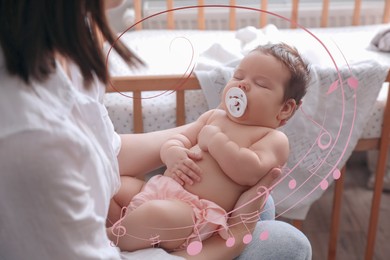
[107,176,145,227]
[107,199,194,252]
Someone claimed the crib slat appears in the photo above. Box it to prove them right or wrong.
[133,91,144,133]
[291,0,300,29]
[364,75,390,260]
[229,0,236,30]
[328,165,346,260]
[352,0,362,25]
[197,0,205,30]
[133,0,142,30]
[259,0,268,28]
[176,90,186,126]
[384,0,390,23]
[320,0,330,27]
[167,0,175,29]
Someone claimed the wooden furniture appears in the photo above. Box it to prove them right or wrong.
[107,1,390,259]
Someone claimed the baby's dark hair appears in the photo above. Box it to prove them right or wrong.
[252,43,311,104]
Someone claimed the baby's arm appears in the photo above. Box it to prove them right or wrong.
[160,110,215,185]
[204,128,289,186]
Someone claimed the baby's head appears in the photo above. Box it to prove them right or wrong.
[252,43,310,106]
[222,42,310,128]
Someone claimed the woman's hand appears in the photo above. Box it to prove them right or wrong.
[230,167,281,221]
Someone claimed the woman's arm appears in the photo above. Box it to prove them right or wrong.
[117,125,191,177]
[117,110,214,178]
[171,168,281,259]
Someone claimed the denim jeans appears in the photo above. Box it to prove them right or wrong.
[236,196,312,260]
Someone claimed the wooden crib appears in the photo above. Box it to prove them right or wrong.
[106,1,390,259]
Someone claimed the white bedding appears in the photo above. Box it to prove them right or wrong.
[105,24,390,137]
[105,29,241,133]
[104,24,390,219]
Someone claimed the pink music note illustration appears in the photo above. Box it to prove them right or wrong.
[308,157,324,174]
[317,130,332,150]
[226,235,236,248]
[300,106,333,151]
[186,224,203,256]
[327,79,339,95]
[347,76,358,90]
[289,178,297,189]
[259,230,269,241]
[239,211,261,244]
[333,168,341,180]
[149,234,161,248]
[320,179,329,190]
[110,207,128,247]
[282,166,297,190]
[308,159,339,191]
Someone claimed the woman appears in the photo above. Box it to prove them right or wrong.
[0,0,311,259]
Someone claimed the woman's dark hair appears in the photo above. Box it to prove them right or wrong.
[0,0,141,87]
[253,43,311,104]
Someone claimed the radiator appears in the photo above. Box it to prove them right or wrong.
[141,1,385,29]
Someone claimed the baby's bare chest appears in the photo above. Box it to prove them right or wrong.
[211,117,269,147]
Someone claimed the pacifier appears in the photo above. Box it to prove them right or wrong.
[225,87,247,118]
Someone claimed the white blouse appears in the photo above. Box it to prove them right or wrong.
[0,48,124,259]
[0,48,182,259]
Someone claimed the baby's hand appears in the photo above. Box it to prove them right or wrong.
[198,125,222,152]
[164,147,202,185]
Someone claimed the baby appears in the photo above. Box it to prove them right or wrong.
[107,42,310,254]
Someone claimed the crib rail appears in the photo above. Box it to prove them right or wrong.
[108,75,199,132]
[131,0,390,30]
